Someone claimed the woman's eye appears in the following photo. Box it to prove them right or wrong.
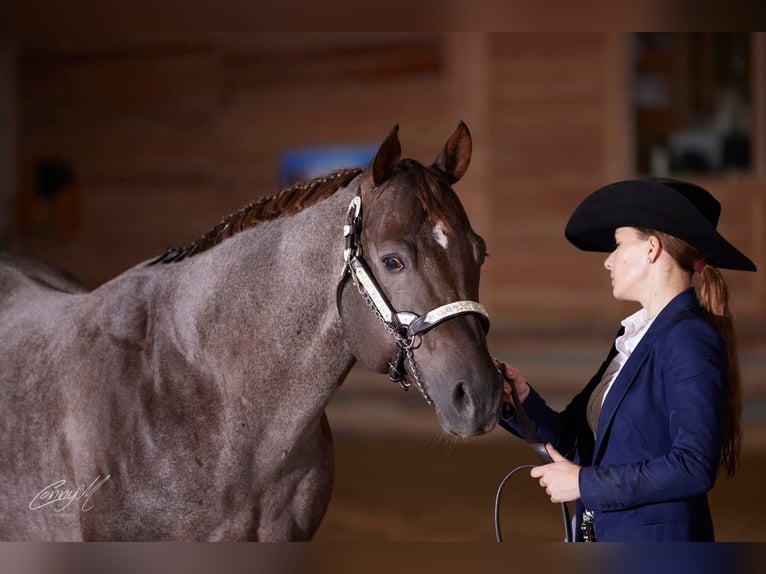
[382,256,405,272]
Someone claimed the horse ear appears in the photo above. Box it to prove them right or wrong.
[371,124,401,186]
[433,121,472,183]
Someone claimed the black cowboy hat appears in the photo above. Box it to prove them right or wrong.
[565,178,757,272]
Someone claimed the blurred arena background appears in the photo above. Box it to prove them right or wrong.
[0,32,764,541]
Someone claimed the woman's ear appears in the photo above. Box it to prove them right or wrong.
[647,235,662,261]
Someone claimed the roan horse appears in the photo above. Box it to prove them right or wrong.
[0,122,502,541]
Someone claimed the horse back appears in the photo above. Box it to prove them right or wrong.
[0,252,87,300]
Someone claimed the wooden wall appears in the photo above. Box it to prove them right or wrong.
[486,33,618,324]
[7,33,766,336]
[0,46,15,243]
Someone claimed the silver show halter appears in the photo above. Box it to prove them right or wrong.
[336,194,490,406]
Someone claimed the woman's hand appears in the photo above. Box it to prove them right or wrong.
[530,443,582,503]
[502,363,531,404]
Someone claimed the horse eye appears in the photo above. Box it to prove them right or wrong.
[382,256,405,272]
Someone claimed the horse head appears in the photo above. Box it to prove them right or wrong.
[338,122,502,437]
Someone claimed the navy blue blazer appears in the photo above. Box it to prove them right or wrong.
[500,289,729,541]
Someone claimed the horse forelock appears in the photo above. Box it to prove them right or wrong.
[374,159,463,234]
[148,167,364,265]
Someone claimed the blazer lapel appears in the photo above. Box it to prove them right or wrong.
[591,346,649,463]
[591,288,699,463]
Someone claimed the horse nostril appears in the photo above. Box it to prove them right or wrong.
[452,381,474,414]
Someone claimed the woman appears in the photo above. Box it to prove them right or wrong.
[499,178,757,542]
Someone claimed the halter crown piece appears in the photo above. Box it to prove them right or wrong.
[336,193,491,406]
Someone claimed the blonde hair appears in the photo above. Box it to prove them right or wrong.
[639,228,741,477]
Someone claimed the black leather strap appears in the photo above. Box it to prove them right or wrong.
[499,363,573,542]
[505,372,554,465]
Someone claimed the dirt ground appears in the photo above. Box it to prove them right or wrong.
[314,369,766,542]
[316,435,766,542]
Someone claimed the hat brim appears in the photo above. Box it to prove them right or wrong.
[565,180,757,272]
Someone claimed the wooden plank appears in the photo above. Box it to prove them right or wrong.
[752,33,766,178]
[19,47,217,122]
[222,40,441,91]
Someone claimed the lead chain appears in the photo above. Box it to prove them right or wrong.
[354,280,434,406]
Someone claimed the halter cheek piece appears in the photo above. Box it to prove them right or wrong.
[336,194,490,406]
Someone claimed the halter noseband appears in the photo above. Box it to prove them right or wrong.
[336,194,490,406]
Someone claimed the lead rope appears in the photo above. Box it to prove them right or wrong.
[493,361,573,543]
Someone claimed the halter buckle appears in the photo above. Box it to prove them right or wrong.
[388,347,409,387]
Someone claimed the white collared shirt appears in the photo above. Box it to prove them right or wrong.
[586,308,655,436]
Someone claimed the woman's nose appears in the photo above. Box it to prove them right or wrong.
[604,252,613,270]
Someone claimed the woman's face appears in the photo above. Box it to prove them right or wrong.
[604,227,651,302]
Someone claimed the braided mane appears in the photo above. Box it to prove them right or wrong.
[148,167,363,265]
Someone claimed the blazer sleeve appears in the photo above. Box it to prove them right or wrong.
[579,318,727,511]
[499,338,620,459]
[499,385,586,457]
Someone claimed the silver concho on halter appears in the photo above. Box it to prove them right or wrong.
[342,195,362,267]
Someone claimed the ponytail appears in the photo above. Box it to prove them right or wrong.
[639,229,742,477]
[695,265,741,477]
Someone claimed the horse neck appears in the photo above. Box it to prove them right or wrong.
[149,183,359,420]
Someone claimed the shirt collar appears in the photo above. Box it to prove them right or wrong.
[615,307,655,356]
